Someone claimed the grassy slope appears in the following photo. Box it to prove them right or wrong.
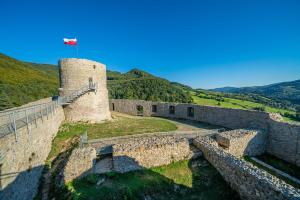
[190,91,298,123]
[192,91,294,114]
[0,54,58,110]
[67,159,239,200]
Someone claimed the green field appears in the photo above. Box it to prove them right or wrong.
[65,159,239,200]
[191,91,298,123]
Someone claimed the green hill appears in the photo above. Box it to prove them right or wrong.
[0,53,59,110]
[107,69,192,103]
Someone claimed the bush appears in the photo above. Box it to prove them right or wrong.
[253,106,266,112]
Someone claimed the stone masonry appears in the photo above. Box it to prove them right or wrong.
[59,58,111,122]
[112,136,191,173]
[63,147,97,184]
[215,129,267,157]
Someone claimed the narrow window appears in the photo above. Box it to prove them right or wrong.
[152,105,157,113]
[136,105,144,116]
[187,107,194,117]
[112,103,115,111]
[169,106,175,114]
[88,77,93,88]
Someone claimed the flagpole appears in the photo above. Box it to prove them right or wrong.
[76,44,79,58]
[76,37,78,58]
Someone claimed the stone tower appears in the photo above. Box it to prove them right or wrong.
[58,58,111,122]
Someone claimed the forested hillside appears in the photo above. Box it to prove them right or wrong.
[0,54,59,110]
[107,69,192,103]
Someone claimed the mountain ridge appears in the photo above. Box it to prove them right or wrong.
[212,79,300,107]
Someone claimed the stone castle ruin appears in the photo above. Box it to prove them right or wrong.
[0,58,299,200]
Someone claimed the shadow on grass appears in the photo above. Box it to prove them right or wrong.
[64,157,240,200]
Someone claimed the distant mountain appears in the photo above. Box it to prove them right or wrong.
[212,80,300,107]
[107,69,192,103]
[211,86,240,93]
[0,53,59,110]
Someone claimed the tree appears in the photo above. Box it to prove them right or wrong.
[296,106,300,119]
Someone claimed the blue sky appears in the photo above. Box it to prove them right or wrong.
[1,0,300,89]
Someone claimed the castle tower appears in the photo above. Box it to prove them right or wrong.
[58,58,111,122]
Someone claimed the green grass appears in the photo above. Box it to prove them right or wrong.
[244,155,300,189]
[191,91,298,123]
[66,159,239,200]
[47,115,177,162]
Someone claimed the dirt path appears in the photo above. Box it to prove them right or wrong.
[111,111,220,131]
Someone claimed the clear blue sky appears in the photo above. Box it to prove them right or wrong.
[1,0,300,89]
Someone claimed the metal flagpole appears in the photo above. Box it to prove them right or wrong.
[76,38,78,58]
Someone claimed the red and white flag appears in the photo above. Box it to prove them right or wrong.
[63,38,77,46]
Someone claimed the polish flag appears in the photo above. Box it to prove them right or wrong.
[63,38,77,46]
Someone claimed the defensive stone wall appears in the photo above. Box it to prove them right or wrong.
[267,119,300,167]
[112,136,191,173]
[0,99,65,200]
[193,136,300,200]
[110,99,300,167]
[110,99,271,130]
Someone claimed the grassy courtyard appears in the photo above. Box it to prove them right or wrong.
[65,159,239,200]
[47,115,177,162]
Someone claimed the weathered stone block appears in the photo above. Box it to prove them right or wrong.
[63,147,97,183]
[215,129,266,157]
